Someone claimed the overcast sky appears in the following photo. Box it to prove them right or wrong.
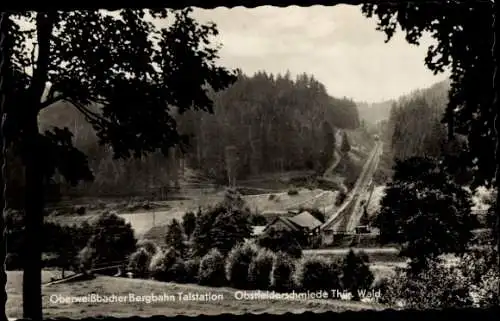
[189,5,450,103]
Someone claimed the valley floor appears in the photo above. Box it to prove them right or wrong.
[47,187,339,238]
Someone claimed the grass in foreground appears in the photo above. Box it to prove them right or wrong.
[6,271,385,319]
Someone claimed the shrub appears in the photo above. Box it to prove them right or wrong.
[198,249,227,287]
[459,248,499,307]
[469,268,499,307]
[184,258,201,284]
[371,277,394,304]
[294,255,341,292]
[128,248,152,278]
[192,204,252,257]
[169,259,188,283]
[257,227,303,258]
[270,252,296,292]
[85,212,137,265]
[268,194,276,201]
[248,249,276,290]
[226,241,259,289]
[288,188,299,196]
[380,261,473,309]
[149,247,184,282]
[341,250,375,300]
[136,239,159,257]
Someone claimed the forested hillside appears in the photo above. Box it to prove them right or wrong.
[176,72,361,181]
[372,80,453,185]
[388,80,451,161]
[34,71,362,199]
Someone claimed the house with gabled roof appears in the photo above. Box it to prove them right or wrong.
[262,211,323,245]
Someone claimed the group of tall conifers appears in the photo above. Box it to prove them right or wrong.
[176,71,360,181]
[21,71,361,199]
[388,80,450,161]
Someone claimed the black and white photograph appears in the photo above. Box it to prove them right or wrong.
[0,1,497,320]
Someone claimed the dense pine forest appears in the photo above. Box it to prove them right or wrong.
[25,71,363,200]
[371,80,457,184]
[388,80,451,160]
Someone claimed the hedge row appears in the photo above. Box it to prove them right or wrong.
[127,240,375,297]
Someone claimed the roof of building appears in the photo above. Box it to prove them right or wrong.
[287,211,322,230]
[263,211,322,233]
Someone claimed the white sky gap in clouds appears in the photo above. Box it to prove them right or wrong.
[190,5,450,103]
[18,5,449,103]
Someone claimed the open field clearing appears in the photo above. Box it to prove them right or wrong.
[244,188,338,212]
[47,188,331,238]
[6,272,384,319]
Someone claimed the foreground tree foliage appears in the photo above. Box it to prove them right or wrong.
[148,247,186,282]
[293,255,341,293]
[191,192,252,257]
[80,212,137,267]
[459,244,499,306]
[341,250,374,301]
[270,252,296,292]
[198,248,227,287]
[362,2,494,188]
[375,157,475,271]
[5,209,93,273]
[248,248,276,290]
[379,259,473,309]
[164,218,187,257]
[127,247,152,279]
[5,8,236,319]
[361,0,498,279]
[257,227,303,259]
[225,241,259,289]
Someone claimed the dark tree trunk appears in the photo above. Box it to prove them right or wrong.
[22,116,45,321]
[22,12,55,321]
[0,11,10,321]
